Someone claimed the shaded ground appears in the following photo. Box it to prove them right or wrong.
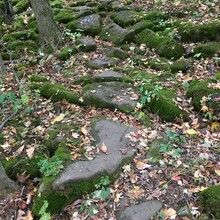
[0,0,220,219]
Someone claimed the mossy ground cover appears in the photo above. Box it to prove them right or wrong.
[0,0,220,219]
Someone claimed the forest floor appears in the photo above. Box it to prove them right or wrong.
[0,0,220,219]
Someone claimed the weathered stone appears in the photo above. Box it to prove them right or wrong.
[77,36,96,52]
[116,200,162,220]
[33,119,136,214]
[101,21,135,45]
[103,47,129,59]
[0,163,19,200]
[86,56,118,69]
[83,82,137,113]
[67,14,102,36]
[177,204,192,218]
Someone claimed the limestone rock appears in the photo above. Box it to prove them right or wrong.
[86,56,118,69]
[77,36,96,52]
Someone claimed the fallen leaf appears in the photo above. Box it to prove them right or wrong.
[214,166,220,176]
[51,113,65,124]
[16,145,25,155]
[186,129,197,135]
[26,146,35,159]
[136,161,151,170]
[211,122,220,132]
[81,126,88,135]
[164,208,177,218]
[100,142,108,153]
[72,132,80,138]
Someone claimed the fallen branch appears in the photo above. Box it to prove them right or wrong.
[0,108,18,131]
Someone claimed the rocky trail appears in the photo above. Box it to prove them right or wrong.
[0,0,220,219]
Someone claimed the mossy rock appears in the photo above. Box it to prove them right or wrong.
[193,42,220,59]
[148,89,188,122]
[44,123,80,153]
[55,8,77,23]
[29,74,49,82]
[179,21,220,42]
[135,28,156,45]
[1,52,20,60]
[2,34,15,42]
[51,0,64,9]
[186,78,220,112]
[199,184,220,219]
[128,20,154,34]
[57,46,78,61]
[15,0,29,13]
[1,148,49,179]
[40,82,81,104]
[103,47,129,60]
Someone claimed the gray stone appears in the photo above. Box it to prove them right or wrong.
[104,47,129,60]
[77,36,96,52]
[116,200,162,220]
[53,119,136,190]
[101,21,135,45]
[67,14,102,36]
[93,70,124,81]
[86,56,118,69]
[177,204,192,218]
[83,82,138,113]
[0,163,19,200]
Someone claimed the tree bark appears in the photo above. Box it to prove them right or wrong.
[29,0,61,50]
[0,53,6,74]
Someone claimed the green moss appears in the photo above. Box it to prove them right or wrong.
[55,8,77,23]
[199,184,220,219]
[57,46,78,61]
[149,89,188,122]
[193,42,220,59]
[143,58,171,72]
[29,75,49,82]
[32,155,133,215]
[0,134,4,144]
[128,20,154,33]
[1,52,20,60]
[186,79,220,111]
[54,143,72,162]
[15,0,29,13]
[2,34,15,42]
[40,82,81,104]
[103,48,129,60]
[179,21,220,42]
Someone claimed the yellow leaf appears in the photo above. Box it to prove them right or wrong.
[51,114,65,124]
[214,167,220,176]
[81,126,88,135]
[186,129,197,135]
[164,208,177,218]
[211,122,220,132]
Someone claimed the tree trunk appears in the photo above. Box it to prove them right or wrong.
[0,53,6,74]
[0,0,13,24]
[0,163,19,200]
[4,0,13,16]
[29,0,61,50]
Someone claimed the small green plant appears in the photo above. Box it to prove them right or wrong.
[38,156,64,177]
[139,79,163,105]
[39,200,51,220]
[92,176,111,201]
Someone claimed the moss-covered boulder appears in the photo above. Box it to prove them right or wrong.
[103,47,129,60]
[40,82,81,104]
[29,74,49,82]
[86,56,119,69]
[100,21,135,45]
[179,21,220,42]
[32,119,136,215]
[57,46,78,61]
[147,89,189,122]
[76,36,96,52]
[128,20,154,34]
[14,0,29,13]
[199,184,220,219]
[66,14,102,36]
[193,42,220,59]
[136,29,185,60]
[186,76,220,112]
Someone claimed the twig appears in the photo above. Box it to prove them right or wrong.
[0,108,18,131]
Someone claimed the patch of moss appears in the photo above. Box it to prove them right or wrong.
[55,8,77,23]
[29,75,49,82]
[1,52,20,60]
[186,79,220,112]
[54,143,72,162]
[149,89,189,122]
[57,46,78,61]
[0,134,5,145]
[40,82,81,104]
[179,21,220,42]
[103,47,129,60]
[193,42,220,59]
[199,184,220,219]
[15,0,29,13]
[128,20,154,34]
[2,34,15,42]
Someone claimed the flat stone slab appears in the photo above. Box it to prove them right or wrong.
[86,56,118,69]
[53,119,136,190]
[77,36,96,52]
[83,82,138,113]
[116,201,162,220]
[93,70,124,81]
